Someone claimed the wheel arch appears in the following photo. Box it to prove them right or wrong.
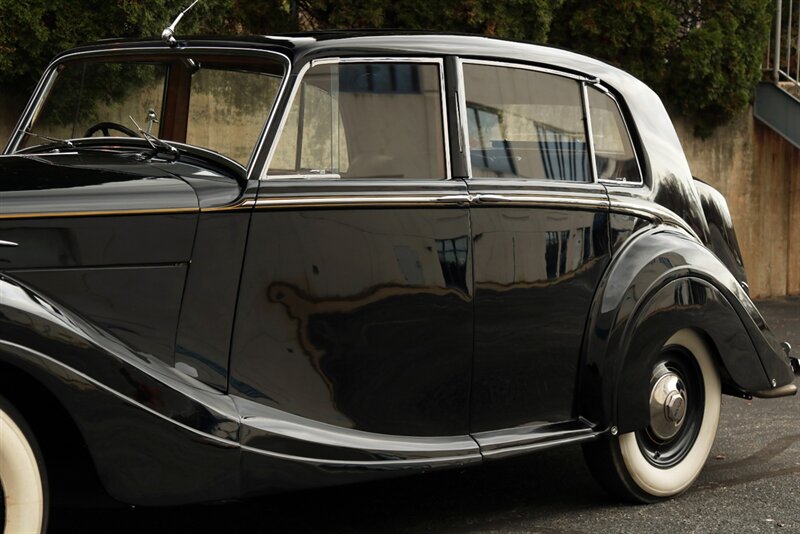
[0,274,242,505]
[578,227,795,434]
[0,359,108,505]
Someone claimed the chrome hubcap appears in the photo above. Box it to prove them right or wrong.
[649,370,688,441]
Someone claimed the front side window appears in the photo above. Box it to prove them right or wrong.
[587,87,641,182]
[21,56,285,166]
[269,61,446,179]
[463,63,589,182]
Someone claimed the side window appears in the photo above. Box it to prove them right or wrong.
[463,63,589,181]
[186,67,282,166]
[269,61,446,179]
[587,87,641,182]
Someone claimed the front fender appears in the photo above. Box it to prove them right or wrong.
[579,227,794,433]
[0,274,242,505]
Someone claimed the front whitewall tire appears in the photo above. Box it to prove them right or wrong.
[0,398,46,534]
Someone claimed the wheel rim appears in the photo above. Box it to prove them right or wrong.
[635,347,705,468]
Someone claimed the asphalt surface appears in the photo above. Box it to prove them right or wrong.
[50,297,800,533]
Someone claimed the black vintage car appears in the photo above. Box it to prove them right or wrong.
[0,28,797,532]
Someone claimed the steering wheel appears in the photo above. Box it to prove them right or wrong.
[83,122,139,138]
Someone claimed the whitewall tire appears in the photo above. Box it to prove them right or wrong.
[0,395,47,533]
[584,329,721,502]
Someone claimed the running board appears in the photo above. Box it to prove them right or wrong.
[473,419,603,460]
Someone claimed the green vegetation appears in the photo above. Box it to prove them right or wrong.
[0,0,773,135]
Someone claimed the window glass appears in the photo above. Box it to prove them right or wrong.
[269,62,446,179]
[463,63,589,181]
[187,67,282,165]
[27,62,166,142]
[587,87,640,182]
[23,57,286,166]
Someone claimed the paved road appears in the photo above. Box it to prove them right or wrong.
[51,297,800,533]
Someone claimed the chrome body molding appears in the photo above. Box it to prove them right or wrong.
[473,420,601,460]
[0,207,199,220]
[240,445,482,468]
[474,193,609,211]
[247,193,471,209]
[236,396,481,467]
[609,198,701,241]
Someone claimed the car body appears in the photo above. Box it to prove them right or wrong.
[0,31,797,530]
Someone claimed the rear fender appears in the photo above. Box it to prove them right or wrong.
[579,227,794,433]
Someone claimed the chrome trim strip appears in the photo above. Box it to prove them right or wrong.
[473,420,602,460]
[311,57,445,66]
[261,60,312,180]
[248,194,470,209]
[588,84,645,185]
[267,173,342,180]
[240,444,482,468]
[0,207,199,220]
[236,397,479,462]
[5,46,292,183]
[262,57,452,181]
[460,58,595,82]
[475,193,609,210]
[480,431,600,460]
[609,199,701,241]
[455,58,472,178]
[582,82,600,184]
[439,58,453,179]
[0,240,19,247]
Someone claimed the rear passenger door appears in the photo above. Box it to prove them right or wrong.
[458,60,614,433]
[231,58,474,438]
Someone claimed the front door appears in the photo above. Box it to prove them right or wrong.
[230,58,473,437]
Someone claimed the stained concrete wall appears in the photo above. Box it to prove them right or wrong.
[674,111,800,298]
[1,89,797,296]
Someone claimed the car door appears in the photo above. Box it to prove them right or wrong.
[457,60,613,433]
[230,58,474,438]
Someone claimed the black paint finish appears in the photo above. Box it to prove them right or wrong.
[468,181,611,431]
[174,212,251,389]
[11,265,187,365]
[231,184,473,436]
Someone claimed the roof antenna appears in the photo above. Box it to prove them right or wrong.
[162,0,199,47]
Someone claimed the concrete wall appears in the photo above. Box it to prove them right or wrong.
[1,88,797,296]
[674,111,800,298]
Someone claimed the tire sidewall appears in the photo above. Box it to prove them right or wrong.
[617,329,721,499]
[0,394,48,534]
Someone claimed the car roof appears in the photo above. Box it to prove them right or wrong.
[73,32,628,82]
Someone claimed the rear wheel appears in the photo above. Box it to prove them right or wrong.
[584,329,721,502]
[0,395,48,533]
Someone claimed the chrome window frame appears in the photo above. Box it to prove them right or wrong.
[586,82,645,186]
[4,46,292,183]
[456,58,598,185]
[261,56,453,181]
